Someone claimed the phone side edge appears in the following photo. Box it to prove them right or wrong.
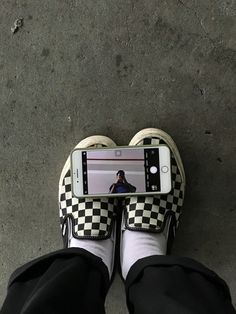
[70,149,84,198]
[159,146,172,193]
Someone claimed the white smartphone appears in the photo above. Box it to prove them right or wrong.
[71,145,172,198]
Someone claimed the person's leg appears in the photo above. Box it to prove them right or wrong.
[59,135,118,278]
[1,249,109,314]
[121,128,185,279]
[1,135,118,314]
[121,128,236,314]
[125,256,235,314]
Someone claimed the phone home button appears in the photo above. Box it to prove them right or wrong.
[161,166,169,173]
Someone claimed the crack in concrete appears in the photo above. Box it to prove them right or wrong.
[177,0,216,47]
[125,17,131,42]
[129,0,135,10]
[125,17,134,50]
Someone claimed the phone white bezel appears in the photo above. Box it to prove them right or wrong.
[71,145,172,198]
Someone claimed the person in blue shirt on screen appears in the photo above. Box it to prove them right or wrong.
[109,170,136,194]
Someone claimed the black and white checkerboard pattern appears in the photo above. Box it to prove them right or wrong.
[125,137,185,233]
[59,169,116,239]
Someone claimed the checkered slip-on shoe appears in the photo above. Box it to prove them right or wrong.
[59,136,118,247]
[124,128,186,252]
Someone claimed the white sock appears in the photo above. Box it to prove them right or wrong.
[67,219,115,278]
[121,216,171,279]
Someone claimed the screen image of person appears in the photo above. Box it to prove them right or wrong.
[109,170,136,194]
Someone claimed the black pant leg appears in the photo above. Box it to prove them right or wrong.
[1,248,110,314]
[125,255,236,314]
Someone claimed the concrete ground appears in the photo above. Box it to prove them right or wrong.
[0,0,235,312]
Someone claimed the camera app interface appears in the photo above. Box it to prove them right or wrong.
[82,148,160,195]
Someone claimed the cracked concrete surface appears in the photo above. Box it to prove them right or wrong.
[0,0,236,312]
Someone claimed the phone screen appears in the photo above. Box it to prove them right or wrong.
[81,147,161,195]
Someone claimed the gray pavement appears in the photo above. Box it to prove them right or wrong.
[0,0,235,311]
